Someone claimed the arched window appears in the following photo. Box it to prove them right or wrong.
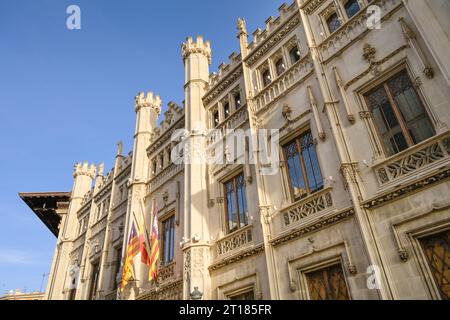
[326,12,341,34]
[262,69,272,87]
[275,58,286,76]
[289,46,301,64]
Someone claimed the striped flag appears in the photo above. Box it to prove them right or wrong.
[120,222,139,291]
[149,202,160,282]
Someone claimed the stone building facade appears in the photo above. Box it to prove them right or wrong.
[32,0,449,300]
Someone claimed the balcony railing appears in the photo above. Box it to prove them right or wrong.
[216,225,253,257]
[281,188,334,227]
[374,131,450,186]
[254,54,313,114]
[159,262,175,283]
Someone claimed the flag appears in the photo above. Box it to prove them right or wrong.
[138,223,151,266]
[149,203,160,282]
[120,222,139,291]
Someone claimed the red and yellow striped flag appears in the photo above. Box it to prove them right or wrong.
[149,202,160,282]
[120,222,139,291]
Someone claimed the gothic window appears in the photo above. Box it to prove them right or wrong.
[344,0,361,19]
[419,230,450,300]
[152,160,157,175]
[275,58,286,76]
[262,69,272,87]
[289,46,301,65]
[306,263,350,300]
[213,110,220,127]
[229,289,255,300]
[283,130,323,200]
[365,70,435,156]
[234,92,242,109]
[326,12,341,34]
[112,247,122,290]
[223,102,231,119]
[161,214,175,265]
[88,262,100,300]
[224,173,248,234]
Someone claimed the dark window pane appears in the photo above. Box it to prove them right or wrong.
[234,93,242,109]
[275,58,286,76]
[387,71,435,144]
[289,47,301,64]
[327,13,341,33]
[223,103,230,119]
[262,69,272,87]
[344,0,360,19]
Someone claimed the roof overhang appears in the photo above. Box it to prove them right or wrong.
[19,192,71,237]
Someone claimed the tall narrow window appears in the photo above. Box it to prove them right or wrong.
[283,131,323,200]
[344,0,360,19]
[162,214,175,265]
[262,69,272,87]
[223,102,231,119]
[275,58,286,76]
[326,13,341,34]
[365,70,435,156]
[88,262,100,300]
[224,173,248,234]
[234,92,242,109]
[289,46,301,64]
[112,247,122,290]
[213,110,220,127]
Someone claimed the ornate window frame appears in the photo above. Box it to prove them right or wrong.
[397,213,450,300]
[217,273,262,300]
[355,60,439,163]
[288,242,355,300]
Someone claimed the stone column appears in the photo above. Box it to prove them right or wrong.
[45,162,96,300]
[181,36,212,300]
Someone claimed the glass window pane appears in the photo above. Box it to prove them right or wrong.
[387,71,435,144]
[344,0,360,19]
[327,13,341,33]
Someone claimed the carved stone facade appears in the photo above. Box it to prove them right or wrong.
[40,0,450,300]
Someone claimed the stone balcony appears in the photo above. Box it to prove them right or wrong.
[254,53,314,114]
[318,0,402,63]
[215,224,254,258]
[374,131,450,188]
[280,187,334,228]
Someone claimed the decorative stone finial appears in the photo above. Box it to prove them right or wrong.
[117,141,124,157]
[237,18,247,35]
[182,36,212,64]
[134,91,162,115]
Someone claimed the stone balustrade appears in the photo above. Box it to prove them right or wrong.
[281,188,334,227]
[216,224,253,257]
[254,54,314,114]
[374,131,450,186]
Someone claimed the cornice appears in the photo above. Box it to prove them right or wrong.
[203,66,243,106]
[208,244,265,272]
[362,168,450,209]
[148,116,185,156]
[301,0,327,15]
[270,208,355,247]
[245,13,301,67]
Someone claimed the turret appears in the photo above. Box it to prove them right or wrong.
[181,35,212,300]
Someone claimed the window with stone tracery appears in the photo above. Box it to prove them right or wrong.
[364,70,435,156]
[283,130,323,201]
[224,173,248,234]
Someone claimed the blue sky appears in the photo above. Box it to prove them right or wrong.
[0,0,287,294]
